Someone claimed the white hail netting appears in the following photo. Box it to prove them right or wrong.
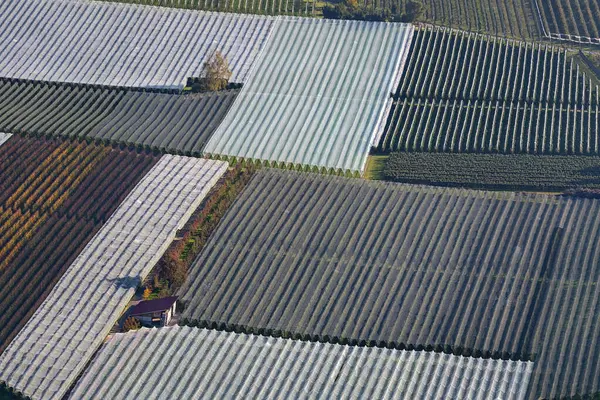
[70,326,534,400]
[0,0,274,88]
[0,133,12,147]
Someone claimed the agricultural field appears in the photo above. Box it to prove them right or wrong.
[396,28,595,104]
[205,18,414,173]
[0,156,227,400]
[0,79,239,154]
[536,0,600,43]
[179,169,600,399]
[384,152,600,191]
[2,1,600,399]
[71,326,534,399]
[100,0,318,15]
[0,0,274,87]
[0,135,158,356]
[95,0,540,41]
[379,100,599,154]
[378,27,600,155]
[373,0,539,39]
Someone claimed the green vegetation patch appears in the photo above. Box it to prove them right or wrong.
[364,155,388,180]
[384,152,600,191]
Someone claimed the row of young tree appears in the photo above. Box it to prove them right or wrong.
[322,0,424,21]
[57,151,158,223]
[383,152,600,192]
[0,139,115,269]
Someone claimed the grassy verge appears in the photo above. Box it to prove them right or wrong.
[364,155,388,180]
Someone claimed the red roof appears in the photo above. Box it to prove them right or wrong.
[130,296,178,316]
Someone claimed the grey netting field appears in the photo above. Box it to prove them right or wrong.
[205,18,414,173]
[0,0,274,87]
[70,326,534,399]
[0,80,239,153]
[0,156,228,400]
[88,90,239,153]
[179,169,600,399]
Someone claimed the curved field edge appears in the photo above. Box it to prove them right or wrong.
[68,326,534,399]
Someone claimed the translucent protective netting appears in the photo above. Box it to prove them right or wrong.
[180,169,600,399]
[205,18,414,173]
[70,326,534,400]
[0,133,11,147]
[0,0,274,87]
[0,156,228,400]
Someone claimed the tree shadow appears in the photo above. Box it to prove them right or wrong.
[107,275,142,290]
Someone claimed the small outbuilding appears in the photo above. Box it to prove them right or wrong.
[128,296,178,327]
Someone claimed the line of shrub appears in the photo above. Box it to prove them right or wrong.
[178,318,534,361]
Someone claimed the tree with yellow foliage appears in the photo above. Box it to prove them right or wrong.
[142,287,152,301]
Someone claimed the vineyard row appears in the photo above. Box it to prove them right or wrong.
[536,0,600,42]
[399,27,598,105]
[379,99,600,154]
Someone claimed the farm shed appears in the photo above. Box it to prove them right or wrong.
[0,156,228,400]
[69,326,534,399]
[179,169,600,399]
[129,297,177,327]
[205,18,414,173]
[0,0,274,87]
